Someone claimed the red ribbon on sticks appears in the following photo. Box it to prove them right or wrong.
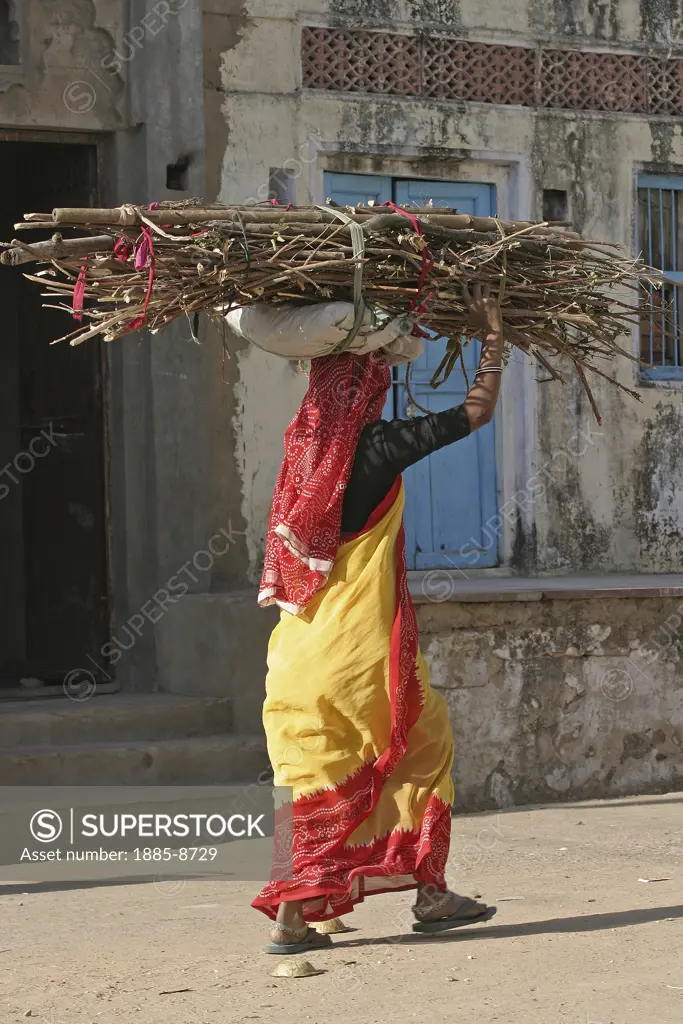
[72,263,87,321]
[379,202,435,325]
[269,198,293,211]
[113,236,134,262]
[125,201,159,331]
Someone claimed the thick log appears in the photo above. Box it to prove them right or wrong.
[47,205,549,232]
[48,206,481,228]
[0,234,115,266]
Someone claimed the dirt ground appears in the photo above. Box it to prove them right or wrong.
[1,792,681,1024]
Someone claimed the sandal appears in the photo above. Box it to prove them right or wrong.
[266,921,334,955]
[412,894,497,934]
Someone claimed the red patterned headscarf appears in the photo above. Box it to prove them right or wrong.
[258,352,392,614]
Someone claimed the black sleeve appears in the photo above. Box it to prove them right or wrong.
[341,404,471,534]
[377,404,472,474]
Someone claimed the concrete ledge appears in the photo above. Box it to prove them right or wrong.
[0,734,268,786]
[0,695,234,749]
[409,572,683,604]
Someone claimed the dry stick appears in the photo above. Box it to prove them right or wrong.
[42,303,79,315]
[459,344,470,391]
[13,221,55,231]
[53,310,127,346]
[24,273,80,291]
[571,355,642,402]
[303,223,350,265]
[371,206,574,230]
[573,360,603,425]
[529,347,566,383]
[365,213,581,243]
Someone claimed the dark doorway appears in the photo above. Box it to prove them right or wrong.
[0,1,20,65]
[0,141,109,691]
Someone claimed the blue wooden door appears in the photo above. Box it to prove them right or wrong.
[323,172,391,207]
[394,179,498,568]
[323,172,499,569]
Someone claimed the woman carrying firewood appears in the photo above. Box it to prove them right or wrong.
[252,284,504,953]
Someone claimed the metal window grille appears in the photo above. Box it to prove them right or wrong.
[637,175,683,378]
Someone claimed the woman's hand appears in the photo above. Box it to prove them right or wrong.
[462,283,505,432]
[463,282,503,339]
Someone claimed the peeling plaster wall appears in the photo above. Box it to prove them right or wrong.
[212,0,683,579]
[0,0,127,128]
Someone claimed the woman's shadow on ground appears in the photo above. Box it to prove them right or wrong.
[330,903,683,947]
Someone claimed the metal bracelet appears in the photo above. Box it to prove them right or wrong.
[474,366,503,377]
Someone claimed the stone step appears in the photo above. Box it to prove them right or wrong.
[0,694,234,749]
[0,734,269,786]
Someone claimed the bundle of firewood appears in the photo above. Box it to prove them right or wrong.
[0,200,664,417]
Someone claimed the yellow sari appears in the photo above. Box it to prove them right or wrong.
[253,480,454,921]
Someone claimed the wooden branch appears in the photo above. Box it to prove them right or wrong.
[0,234,115,266]
[13,222,56,231]
[573,361,603,425]
[44,206,580,236]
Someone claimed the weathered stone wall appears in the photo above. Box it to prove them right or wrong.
[417,593,683,810]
